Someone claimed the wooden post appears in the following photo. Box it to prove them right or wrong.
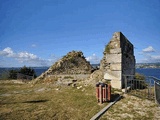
[96,86,99,102]
[104,84,107,102]
[107,84,111,101]
[103,87,105,102]
[99,85,103,104]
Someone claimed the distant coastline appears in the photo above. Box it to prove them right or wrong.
[136,63,160,69]
[0,67,49,77]
[0,64,160,79]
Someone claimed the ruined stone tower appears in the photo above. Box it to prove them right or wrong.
[100,32,135,89]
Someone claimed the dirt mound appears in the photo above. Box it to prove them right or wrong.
[34,51,93,82]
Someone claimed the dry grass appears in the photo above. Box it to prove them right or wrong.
[0,80,107,120]
[0,80,159,120]
[100,94,160,120]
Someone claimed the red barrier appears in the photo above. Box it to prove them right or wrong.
[107,84,111,101]
[96,83,111,104]
[96,86,99,102]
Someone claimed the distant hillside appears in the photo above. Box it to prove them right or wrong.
[91,64,100,68]
[136,63,160,68]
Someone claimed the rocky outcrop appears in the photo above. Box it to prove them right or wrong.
[34,51,93,82]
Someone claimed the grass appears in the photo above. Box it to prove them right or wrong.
[129,87,155,100]
[0,80,159,120]
[100,94,159,120]
[0,80,107,120]
[63,76,74,79]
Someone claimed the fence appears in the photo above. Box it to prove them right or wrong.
[153,77,160,105]
[123,75,160,105]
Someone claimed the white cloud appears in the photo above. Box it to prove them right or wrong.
[0,47,56,66]
[18,52,37,59]
[0,47,14,57]
[3,47,13,54]
[16,52,38,63]
[150,55,160,62]
[31,44,36,47]
[137,46,160,63]
[86,54,100,64]
[139,54,160,63]
[142,46,155,53]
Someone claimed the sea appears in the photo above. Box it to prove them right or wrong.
[0,67,160,79]
[136,68,160,79]
[0,67,49,78]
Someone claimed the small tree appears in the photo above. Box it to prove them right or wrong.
[135,73,145,80]
[9,69,18,79]
[0,70,10,80]
[19,66,37,78]
[8,66,37,79]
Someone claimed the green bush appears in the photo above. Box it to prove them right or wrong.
[135,73,145,80]
[0,70,10,80]
[134,73,146,89]
[64,76,74,79]
[19,66,37,78]
[9,69,18,79]
[8,66,37,79]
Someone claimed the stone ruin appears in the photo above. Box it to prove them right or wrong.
[33,32,135,89]
[34,51,93,83]
[100,32,135,89]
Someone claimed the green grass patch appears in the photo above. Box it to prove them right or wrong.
[63,76,74,79]
[0,82,107,120]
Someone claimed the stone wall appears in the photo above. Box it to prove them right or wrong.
[101,32,135,89]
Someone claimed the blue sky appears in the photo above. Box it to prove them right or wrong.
[0,0,160,67]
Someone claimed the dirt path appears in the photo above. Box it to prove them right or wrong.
[154,106,160,120]
[100,94,159,120]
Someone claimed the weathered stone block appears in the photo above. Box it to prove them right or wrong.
[110,48,121,54]
[105,70,122,79]
[111,80,122,89]
[110,63,122,71]
[105,54,122,63]
[110,71,122,79]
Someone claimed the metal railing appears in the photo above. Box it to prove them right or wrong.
[153,77,160,105]
[123,75,160,105]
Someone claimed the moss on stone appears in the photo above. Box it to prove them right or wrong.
[104,44,113,53]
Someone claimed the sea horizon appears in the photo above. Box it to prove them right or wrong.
[0,67,160,79]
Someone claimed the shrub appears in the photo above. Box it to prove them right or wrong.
[64,76,74,79]
[9,69,18,79]
[8,66,37,79]
[134,73,146,89]
[0,70,10,80]
[135,73,145,80]
[19,66,37,78]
